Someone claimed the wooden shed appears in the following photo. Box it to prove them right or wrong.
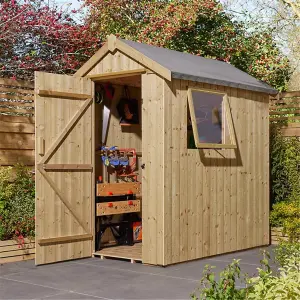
[35,35,276,266]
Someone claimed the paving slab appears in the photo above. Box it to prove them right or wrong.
[0,245,276,300]
[0,278,61,300]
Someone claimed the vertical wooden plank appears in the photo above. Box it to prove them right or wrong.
[163,80,173,265]
[251,91,259,247]
[102,53,113,74]
[263,94,270,245]
[35,72,45,265]
[236,88,245,250]
[171,79,181,264]
[55,76,63,262]
[216,85,226,255]
[193,81,203,260]
[188,145,196,259]
[243,89,251,249]
[246,90,253,248]
[91,83,96,254]
[179,79,188,262]
[155,75,164,265]
[186,80,196,260]
[229,87,238,252]
[44,74,56,264]
[142,73,165,265]
[141,73,149,263]
[256,92,264,246]
[223,87,232,253]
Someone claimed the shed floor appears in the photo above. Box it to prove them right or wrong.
[93,243,142,263]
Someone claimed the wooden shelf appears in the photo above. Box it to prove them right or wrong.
[120,123,140,127]
[96,200,141,216]
[96,182,141,196]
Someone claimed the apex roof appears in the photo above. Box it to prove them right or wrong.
[75,35,277,95]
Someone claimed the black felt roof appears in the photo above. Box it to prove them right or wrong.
[121,38,277,94]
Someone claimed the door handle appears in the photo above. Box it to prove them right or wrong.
[38,137,45,156]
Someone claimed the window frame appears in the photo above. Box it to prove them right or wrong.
[187,88,237,149]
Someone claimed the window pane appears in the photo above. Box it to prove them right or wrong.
[191,91,224,144]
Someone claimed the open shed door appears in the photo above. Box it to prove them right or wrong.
[35,72,94,265]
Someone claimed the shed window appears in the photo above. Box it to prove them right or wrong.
[187,88,236,149]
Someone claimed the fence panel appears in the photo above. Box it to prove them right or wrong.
[270,91,300,137]
[0,78,35,166]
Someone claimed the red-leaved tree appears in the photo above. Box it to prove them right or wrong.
[0,0,99,80]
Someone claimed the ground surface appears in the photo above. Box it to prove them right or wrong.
[0,245,276,300]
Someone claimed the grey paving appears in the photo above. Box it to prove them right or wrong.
[0,245,276,300]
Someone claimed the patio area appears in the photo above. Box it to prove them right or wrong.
[0,245,276,300]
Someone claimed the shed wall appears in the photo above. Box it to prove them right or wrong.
[105,85,142,152]
[87,51,143,76]
[141,73,165,265]
[163,79,269,265]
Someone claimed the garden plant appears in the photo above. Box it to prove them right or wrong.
[191,246,300,299]
[0,165,35,244]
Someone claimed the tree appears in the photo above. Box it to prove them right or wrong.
[85,0,290,90]
[221,0,300,89]
[0,0,99,80]
[282,0,300,18]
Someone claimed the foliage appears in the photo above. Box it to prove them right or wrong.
[0,0,100,80]
[275,241,300,267]
[281,0,300,19]
[191,248,300,299]
[0,166,14,210]
[270,201,300,241]
[85,0,290,90]
[191,259,248,299]
[0,165,35,241]
[247,251,300,300]
[270,125,300,204]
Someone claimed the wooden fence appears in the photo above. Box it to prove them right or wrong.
[0,77,299,166]
[270,91,300,137]
[0,78,35,166]
[0,238,35,264]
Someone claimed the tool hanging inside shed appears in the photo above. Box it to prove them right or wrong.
[95,83,115,145]
[116,148,137,178]
[116,86,139,125]
[96,146,137,179]
[95,83,115,104]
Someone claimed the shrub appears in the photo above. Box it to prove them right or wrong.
[0,165,35,241]
[274,241,300,267]
[191,259,248,300]
[270,201,300,242]
[0,166,14,210]
[191,247,300,300]
[248,251,300,300]
[270,126,300,204]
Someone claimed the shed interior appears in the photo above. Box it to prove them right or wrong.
[92,74,144,262]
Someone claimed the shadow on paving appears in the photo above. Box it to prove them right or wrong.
[0,245,277,300]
